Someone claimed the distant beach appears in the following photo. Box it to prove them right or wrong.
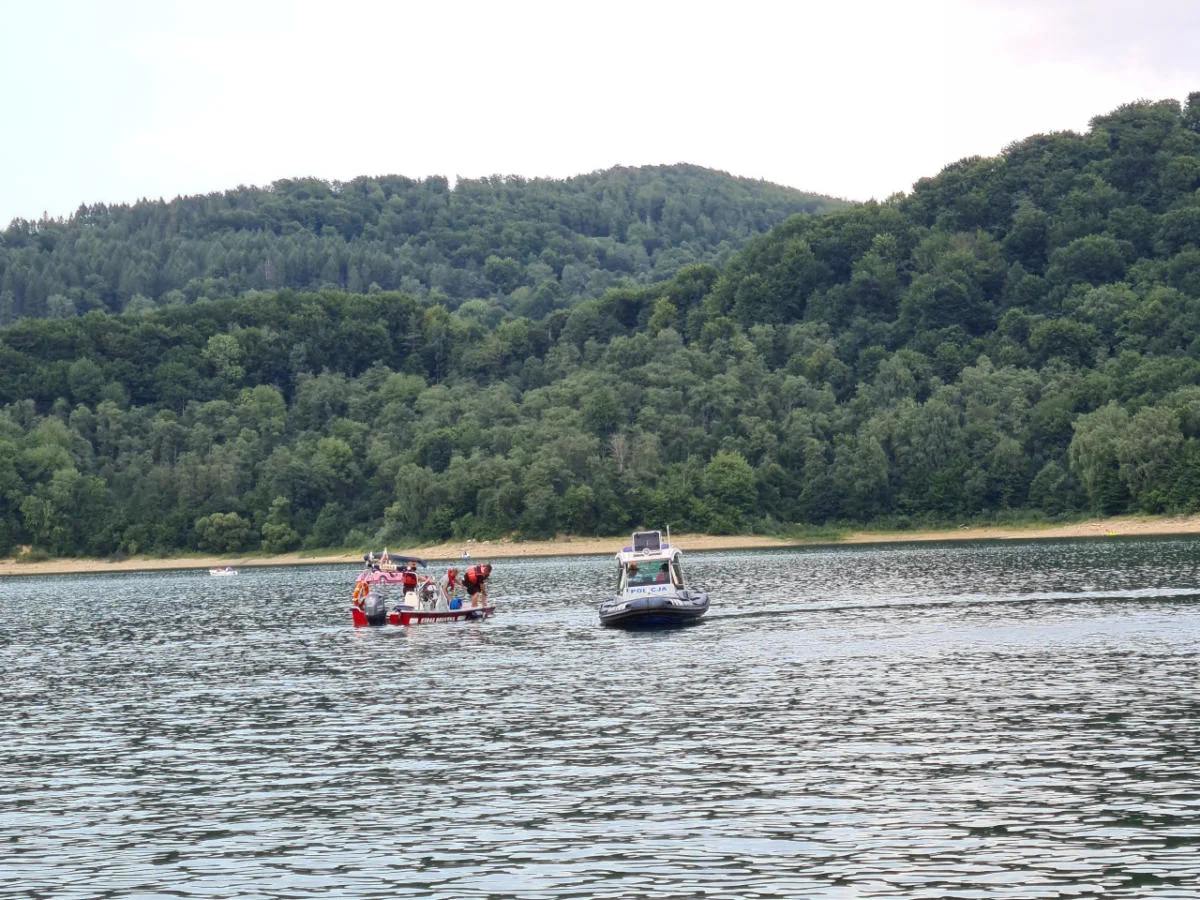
[3,515,1200,577]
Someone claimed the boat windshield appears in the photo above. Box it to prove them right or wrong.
[624,560,673,587]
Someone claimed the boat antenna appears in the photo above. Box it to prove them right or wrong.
[666,524,671,545]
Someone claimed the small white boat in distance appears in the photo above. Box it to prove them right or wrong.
[209,566,237,577]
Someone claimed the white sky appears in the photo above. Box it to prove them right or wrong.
[1,0,1197,225]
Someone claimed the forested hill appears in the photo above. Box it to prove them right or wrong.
[0,165,843,322]
[3,94,1200,560]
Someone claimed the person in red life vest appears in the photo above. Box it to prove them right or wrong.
[401,559,419,593]
[463,563,493,608]
[438,567,460,609]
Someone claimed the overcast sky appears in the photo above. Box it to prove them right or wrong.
[2,0,1197,225]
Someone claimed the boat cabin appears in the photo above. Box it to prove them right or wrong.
[616,531,685,595]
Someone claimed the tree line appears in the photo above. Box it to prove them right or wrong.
[3,94,1200,558]
[0,165,840,322]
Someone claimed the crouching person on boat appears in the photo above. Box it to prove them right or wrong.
[463,563,492,608]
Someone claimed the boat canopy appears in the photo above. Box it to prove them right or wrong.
[616,530,673,563]
[632,530,663,552]
[363,550,427,569]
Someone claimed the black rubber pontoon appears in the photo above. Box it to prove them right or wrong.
[598,590,710,628]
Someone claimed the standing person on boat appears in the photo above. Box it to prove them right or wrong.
[400,559,419,592]
[437,567,461,609]
[463,563,492,608]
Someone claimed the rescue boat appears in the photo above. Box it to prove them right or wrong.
[351,551,495,626]
[598,531,709,627]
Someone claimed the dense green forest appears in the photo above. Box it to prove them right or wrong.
[0,165,839,322]
[4,95,1200,558]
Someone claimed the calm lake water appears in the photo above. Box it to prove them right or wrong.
[3,538,1200,899]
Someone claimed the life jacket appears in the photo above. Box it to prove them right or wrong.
[464,565,487,586]
[401,569,418,590]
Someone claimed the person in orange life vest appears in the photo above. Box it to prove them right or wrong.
[400,560,419,593]
[463,563,493,607]
[655,563,670,583]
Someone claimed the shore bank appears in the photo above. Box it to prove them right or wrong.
[4,514,1200,577]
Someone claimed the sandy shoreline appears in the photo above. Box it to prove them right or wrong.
[4,514,1200,577]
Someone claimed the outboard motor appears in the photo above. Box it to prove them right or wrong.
[362,593,388,626]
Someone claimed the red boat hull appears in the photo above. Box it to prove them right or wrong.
[352,605,495,627]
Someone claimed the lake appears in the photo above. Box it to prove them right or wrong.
[3,538,1200,899]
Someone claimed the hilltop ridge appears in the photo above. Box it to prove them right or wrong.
[0,164,844,321]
